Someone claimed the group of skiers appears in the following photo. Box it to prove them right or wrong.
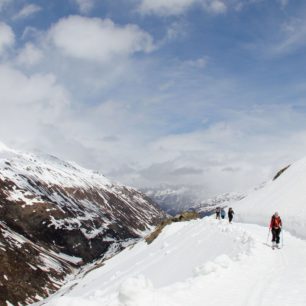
[215,207,283,249]
[215,207,234,223]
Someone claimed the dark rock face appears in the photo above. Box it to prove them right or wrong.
[0,222,72,305]
[0,149,166,305]
[273,165,290,181]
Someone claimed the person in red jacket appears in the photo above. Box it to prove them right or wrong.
[270,212,282,248]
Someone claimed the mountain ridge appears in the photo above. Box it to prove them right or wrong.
[0,143,166,305]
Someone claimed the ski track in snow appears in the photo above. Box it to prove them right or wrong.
[32,218,306,306]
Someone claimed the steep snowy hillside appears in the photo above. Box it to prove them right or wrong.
[34,217,306,306]
[34,218,255,306]
[233,158,306,239]
[0,143,165,305]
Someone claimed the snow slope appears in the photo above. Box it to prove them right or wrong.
[233,157,306,239]
[33,217,306,306]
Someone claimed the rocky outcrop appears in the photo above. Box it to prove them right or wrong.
[145,211,200,244]
[0,145,166,305]
[273,165,290,181]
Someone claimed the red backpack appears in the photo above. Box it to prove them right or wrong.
[270,216,282,228]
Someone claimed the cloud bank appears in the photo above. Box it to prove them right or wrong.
[138,0,227,16]
[48,16,154,63]
[13,4,42,20]
[0,22,14,54]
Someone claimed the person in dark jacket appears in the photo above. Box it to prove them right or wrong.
[270,212,282,248]
[228,208,234,223]
[221,208,226,219]
[215,207,221,219]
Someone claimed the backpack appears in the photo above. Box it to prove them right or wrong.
[271,216,281,228]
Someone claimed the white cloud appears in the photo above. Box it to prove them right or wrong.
[0,64,69,111]
[72,0,95,14]
[183,57,208,68]
[139,0,196,16]
[0,64,72,153]
[3,62,305,197]
[48,15,154,63]
[138,0,227,16]
[0,22,15,55]
[166,20,189,41]
[16,43,44,67]
[13,4,42,20]
[264,18,306,56]
[203,0,227,14]
[112,105,306,195]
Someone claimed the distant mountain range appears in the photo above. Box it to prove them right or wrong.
[0,143,166,305]
[142,184,246,216]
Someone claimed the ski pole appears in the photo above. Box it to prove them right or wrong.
[281,227,284,247]
[266,228,270,244]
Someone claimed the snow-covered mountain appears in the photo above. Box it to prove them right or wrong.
[0,143,166,305]
[142,185,203,215]
[33,157,306,306]
[192,192,246,216]
[142,184,245,216]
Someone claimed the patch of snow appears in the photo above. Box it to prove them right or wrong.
[39,254,64,273]
[56,253,83,265]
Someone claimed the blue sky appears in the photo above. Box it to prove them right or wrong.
[1,0,306,196]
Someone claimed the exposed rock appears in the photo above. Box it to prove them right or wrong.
[145,211,199,244]
[273,165,290,181]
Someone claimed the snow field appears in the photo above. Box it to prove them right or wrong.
[233,156,306,239]
[39,218,255,306]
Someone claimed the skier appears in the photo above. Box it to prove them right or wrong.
[270,212,282,249]
[215,207,221,219]
[228,207,234,223]
[221,208,226,219]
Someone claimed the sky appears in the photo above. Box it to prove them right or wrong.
[1,0,306,197]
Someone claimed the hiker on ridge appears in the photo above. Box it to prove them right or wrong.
[221,208,226,219]
[228,207,234,223]
[270,212,282,249]
[215,207,221,219]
